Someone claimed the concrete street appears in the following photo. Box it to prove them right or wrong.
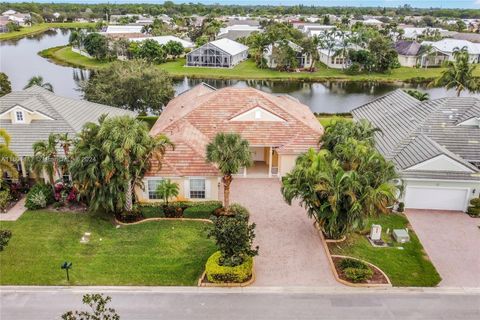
[1,287,479,320]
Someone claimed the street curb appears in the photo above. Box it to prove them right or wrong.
[1,285,479,294]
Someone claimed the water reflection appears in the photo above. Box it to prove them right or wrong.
[1,29,479,113]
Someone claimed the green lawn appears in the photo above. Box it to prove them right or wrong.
[0,23,95,41]
[41,45,480,83]
[0,211,216,285]
[329,213,441,287]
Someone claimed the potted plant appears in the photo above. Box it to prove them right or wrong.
[155,179,182,218]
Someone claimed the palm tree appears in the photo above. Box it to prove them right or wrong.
[433,47,479,97]
[282,146,400,239]
[0,129,18,183]
[24,76,54,92]
[29,133,61,184]
[405,89,429,101]
[206,133,252,210]
[56,133,72,158]
[156,179,179,206]
[98,116,173,213]
[301,35,320,72]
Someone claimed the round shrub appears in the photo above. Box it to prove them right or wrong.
[25,184,54,210]
[205,251,253,283]
[339,258,369,270]
[343,267,374,283]
[467,207,480,217]
[469,198,480,207]
[0,229,12,251]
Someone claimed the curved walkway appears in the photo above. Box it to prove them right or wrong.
[228,178,339,287]
[0,198,26,221]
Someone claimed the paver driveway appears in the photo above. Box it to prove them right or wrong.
[406,209,480,287]
[228,178,338,287]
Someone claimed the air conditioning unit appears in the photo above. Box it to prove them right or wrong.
[393,229,410,243]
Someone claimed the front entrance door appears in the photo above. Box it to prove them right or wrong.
[251,147,265,161]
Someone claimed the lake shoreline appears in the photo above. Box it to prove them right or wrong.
[38,45,446,85]
[0,23,95,41]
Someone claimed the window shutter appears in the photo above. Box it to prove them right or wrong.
[184,179,190,199]
[205,179,211,199]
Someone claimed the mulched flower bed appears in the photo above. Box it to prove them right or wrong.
[332,256,389,285]
[47,202,88,213]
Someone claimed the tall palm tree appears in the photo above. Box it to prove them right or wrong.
[30,133,61,184]
[98,116,173,213]
[56,133,72,158]
[206,133,252,210]
[0,129,18,183]
[24,76,54,92]
[433,47,479,97]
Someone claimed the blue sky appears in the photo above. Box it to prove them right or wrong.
[6,0,480,8]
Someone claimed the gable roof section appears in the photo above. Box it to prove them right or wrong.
[352,89,480,180]
[208,38,249,55]
[0,86,136,156]
[149,85,323,176]
[395,41,421,56]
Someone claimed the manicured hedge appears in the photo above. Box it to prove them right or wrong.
[138,201,222,219]
[205,251,253,283]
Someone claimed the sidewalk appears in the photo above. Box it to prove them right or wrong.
[0,198,26,221]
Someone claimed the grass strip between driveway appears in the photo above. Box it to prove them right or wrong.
[0,211,216,286]
[328,213,442,287]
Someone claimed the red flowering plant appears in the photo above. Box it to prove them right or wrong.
[53,182,79,206]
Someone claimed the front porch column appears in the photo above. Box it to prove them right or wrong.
[268,147,272,178]
[20,157,27,178]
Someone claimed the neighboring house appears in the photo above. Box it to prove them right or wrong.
[186,38,248,68]
[2,10,16,16]
[318,48,350,69]
[263,40,313,69]
[399,27,450,40]
[452,32,480,44]
[2,11,30,26]
[423,39,480,63]
[102,25,144,39]
[129,35,194,49]
[394,40,449,67]
[138,84,323,202]
[0,86,136,180]
[352,89,480,212]
[0,16,9,33]
[217,24,261,41]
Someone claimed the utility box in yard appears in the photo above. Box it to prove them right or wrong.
[393,229,410,243]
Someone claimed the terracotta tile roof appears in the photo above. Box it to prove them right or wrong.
[148,84,323,176]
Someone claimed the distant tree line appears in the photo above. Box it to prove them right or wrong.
[1,2,479,21]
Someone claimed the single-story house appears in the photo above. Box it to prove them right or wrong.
[186,38,248,68]
[0,86,136,180]
[138,84,323,202]
[394,40,449,67]
[128,35,194,49]
[263,40,313,69]
[352,89,480,212]
[217,24,261,41]
[318,48,350,69]
[423,39,480,64]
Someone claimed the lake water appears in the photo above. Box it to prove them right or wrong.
[1,29,479,113]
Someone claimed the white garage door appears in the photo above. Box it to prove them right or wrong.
[405,187,469,211]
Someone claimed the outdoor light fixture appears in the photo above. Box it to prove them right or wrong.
[61,261,73,281]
